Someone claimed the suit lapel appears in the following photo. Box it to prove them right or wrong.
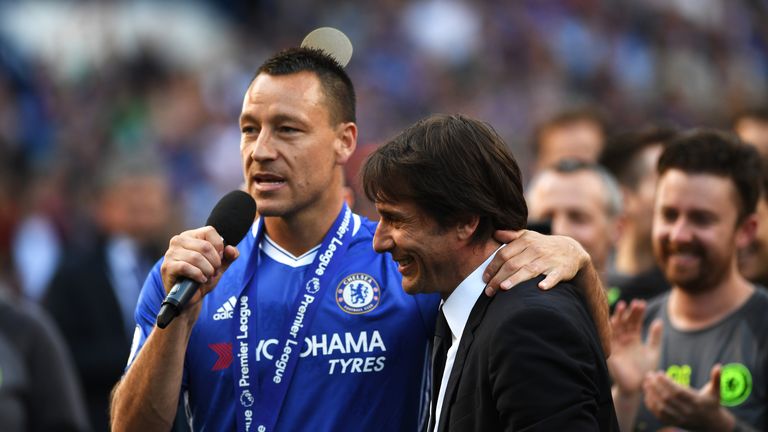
[436,291,494,432]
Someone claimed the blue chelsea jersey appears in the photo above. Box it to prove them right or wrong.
[127,213,441,431]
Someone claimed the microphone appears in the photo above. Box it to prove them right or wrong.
[156,190,256,329]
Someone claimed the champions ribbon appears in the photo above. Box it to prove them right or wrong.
[233,204,353,432]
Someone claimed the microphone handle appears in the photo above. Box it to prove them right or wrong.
[156,279,199,329]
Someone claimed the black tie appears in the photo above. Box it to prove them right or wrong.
[429,308,451,432]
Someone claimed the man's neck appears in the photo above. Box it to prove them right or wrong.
[263,194,345,257]
[615,230,655,276]
[441,240,502,300]
[668,263,754,331]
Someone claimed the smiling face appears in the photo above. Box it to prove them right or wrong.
[653,170,754,293]
[372,200,466,297]
[239,71,355,219]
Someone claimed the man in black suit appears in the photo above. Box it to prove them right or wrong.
[43,157,172,432]
[362,114,618,431]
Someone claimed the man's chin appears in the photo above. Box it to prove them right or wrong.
[401,284,420,296]
[400,279,425,296]
[668,273,718,295]
[253,200,292,218]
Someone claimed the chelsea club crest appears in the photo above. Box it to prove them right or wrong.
[336,273,381,314]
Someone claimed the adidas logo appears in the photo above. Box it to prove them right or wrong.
[213,296,237,321]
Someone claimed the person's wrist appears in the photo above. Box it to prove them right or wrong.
[706,407,735,432]
[576,244,590,270]
[180,301,203,327]
[615,385,641,399]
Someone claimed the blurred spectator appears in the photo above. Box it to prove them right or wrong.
[11,171,67,301]
[43,156,172,432]
[531,108,607,174]
[608,130,767,431]
[0,288,90,432]
[733,107,768,157]
[599,127,676,305]
[526,159,622,288]
[735,115,768,289]
[0,0,766,229]
[738,158,768,289]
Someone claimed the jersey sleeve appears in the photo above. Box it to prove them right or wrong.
[125,258,166,370]
[125,258,192,395]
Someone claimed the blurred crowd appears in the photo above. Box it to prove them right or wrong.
[0,0,767,431]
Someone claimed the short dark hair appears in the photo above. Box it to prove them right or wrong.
[532,107,607,156]
[600,126,678,190]
[362,114,527,244]
[256,47,356,124]
[657,129,762,222]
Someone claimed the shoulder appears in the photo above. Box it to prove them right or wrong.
[344,214,394,267]
[742,287,768,331]
[480,278,606,364]
[484,276,589,335]
[350,213,376,243]
[749,285,768,305]
[0,294,48,328]
[489,276,582,315]
[0,294,62,350]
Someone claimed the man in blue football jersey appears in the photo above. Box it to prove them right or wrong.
[111,47,609,431]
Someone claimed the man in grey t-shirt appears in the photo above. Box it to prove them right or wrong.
[608,130,767,431]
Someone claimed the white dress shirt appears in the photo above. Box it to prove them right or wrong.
[433,246,502,430]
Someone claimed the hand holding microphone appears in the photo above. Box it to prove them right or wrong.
[157,191,256,329]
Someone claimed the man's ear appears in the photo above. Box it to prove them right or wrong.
[736,213,758,249]
[456,216,481,242]
[334,122,357,164]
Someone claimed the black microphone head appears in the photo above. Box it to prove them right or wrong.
[206,190,257,245]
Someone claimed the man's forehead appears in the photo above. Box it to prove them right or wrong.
[657,170,739,206]
[375,199,422,215]
[375,199,405,212]
[538,170,605,197]
[658,169,732,189]
[531,170,611,213]
[242,72,326,112]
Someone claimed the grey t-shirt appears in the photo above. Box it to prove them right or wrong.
[634,287,768,431]
[0,292,89,432]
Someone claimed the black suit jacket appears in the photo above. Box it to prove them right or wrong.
[44,238,132,432]
[435,276,618,431]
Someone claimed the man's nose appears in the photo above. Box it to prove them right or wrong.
[250,129,278,161]
[669,218,693,243]
[551,215,572,238]
[372,221,393,253]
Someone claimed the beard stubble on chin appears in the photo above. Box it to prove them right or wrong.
[661,239,725,295]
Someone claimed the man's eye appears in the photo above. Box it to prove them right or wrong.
[380,215,401,227]
[241,126,258,134]
[661,209,677,222]
[278,126,299,133]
